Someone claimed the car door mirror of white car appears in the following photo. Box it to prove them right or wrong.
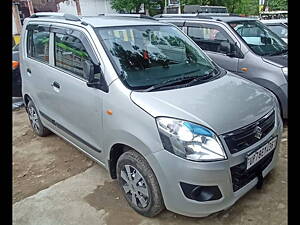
[83,60,94,81]
[83,60,109,93]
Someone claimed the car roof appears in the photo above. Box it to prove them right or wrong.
[157,14,257,23]
[81,16,166,27]
[27,13,166,28]
[259,19,287,24]
[211,16,257,22]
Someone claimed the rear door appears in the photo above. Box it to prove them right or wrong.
[184,22,242,73]
[22,23,56,118]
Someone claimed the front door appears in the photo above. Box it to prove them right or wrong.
[45,26,105,160]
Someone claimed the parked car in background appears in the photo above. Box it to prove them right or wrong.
[183,5,228,14]
[20,12,283,218]
[260,19,288,43]
[156,14,288,119]
[259,10,288,20]
[13,43,22,97]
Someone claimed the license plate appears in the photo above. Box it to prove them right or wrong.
[246,137,277,170]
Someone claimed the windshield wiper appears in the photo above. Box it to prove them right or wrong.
[143,69,217,92]
[187,69,219,86]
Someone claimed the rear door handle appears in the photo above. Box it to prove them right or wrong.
[51,81,60,89]
[26,68,31,76]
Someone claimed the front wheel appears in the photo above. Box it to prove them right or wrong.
[117,150,165,217]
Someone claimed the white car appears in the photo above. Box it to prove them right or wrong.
[260,19,288,43]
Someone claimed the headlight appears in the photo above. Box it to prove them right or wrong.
[156,117,226,161]
[282,67,288,76]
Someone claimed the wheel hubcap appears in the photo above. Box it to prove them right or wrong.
[28,106,40,132]
[120,165,149,208]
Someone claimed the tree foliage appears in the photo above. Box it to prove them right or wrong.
[111,0,147,13]
[180,0,259,15]
[111,0,286,16]
[268,0,287,11]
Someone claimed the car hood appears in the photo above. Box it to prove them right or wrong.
[130,73,275,134]
[262,53,287,67]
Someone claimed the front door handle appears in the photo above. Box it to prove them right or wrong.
[26,68,32,76]
[51,81,60,92]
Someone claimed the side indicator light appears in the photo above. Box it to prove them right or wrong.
[12,61,19,70]
[241,67,248,72]
[106,110,113,115]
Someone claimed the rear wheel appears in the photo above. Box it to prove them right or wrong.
[27,100,51,137]
[117,150,165,217]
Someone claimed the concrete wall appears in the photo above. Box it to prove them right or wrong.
[12,4,22,35]
[57,0,78,15]
[57,0,115,16]
[13,12,17,35]
[80,0,115,15]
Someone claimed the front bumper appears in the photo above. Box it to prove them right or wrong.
[146,111,283,217]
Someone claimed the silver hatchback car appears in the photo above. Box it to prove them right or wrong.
[20,13,283,217]
[156,14,288,119]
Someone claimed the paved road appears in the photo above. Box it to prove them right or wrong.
[13,109,288,225]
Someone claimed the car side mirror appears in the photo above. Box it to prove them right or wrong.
[83,60,109,92]
[261,36,272,44]
[83,60,94,82]
[220,41,231,54]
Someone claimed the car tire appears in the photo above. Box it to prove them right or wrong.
[117,150,165,217]
[27,100,51,137]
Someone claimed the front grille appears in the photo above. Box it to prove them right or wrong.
[223,110,275,154]
[230,150,274,192]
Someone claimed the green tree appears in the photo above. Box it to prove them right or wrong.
[232,0,259,15]
[268,0,287,10]
[180,0,260,15]
[111,0,148,13]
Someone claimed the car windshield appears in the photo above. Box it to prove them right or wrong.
[228,20,287,56]
[94,25,218,90]
[266,24,288,39]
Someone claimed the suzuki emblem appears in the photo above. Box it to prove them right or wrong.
[254,126,262,139]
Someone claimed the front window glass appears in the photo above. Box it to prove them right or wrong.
[95,25,218,90]
[266,24,288,39]
[187,26,235,54]
[54,33,92,78]
[228,20,287,56]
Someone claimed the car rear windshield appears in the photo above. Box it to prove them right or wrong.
[228,20,287,56]
[94,25,218,90]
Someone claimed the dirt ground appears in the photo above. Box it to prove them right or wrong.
[12,108,94,203]
[13,108,287,225]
